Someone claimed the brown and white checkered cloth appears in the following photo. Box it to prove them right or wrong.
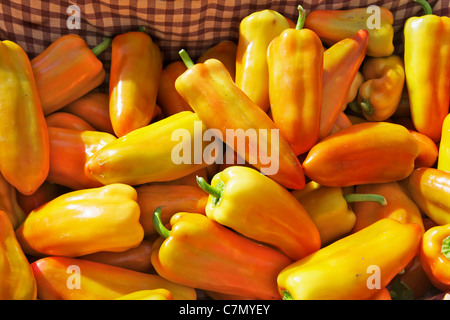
[0,0,448,86]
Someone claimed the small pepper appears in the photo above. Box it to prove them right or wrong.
[197,166,320,260]
[85,111,210,186]
[405,167,450,226]
[303,122,419,187]
[291,181,387,246]
[0,210,36,300]
[175,52,305,190]
[356,55,405,121]
[31,256,196,300]
[267,5,324,155]
[109,28,163,137]
[152,210,292,300]
[31,34,110,115]
[304,6,394,57]
[278,218,422,300]
[420,223,450,291]
[15,184,144,257]
[404,0,450,142]
[235,9,290,112]
[351,181,424,233]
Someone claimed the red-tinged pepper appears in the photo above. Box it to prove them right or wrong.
[175,52,305,190]
[319,30,369,139]
[151,210,292,299]
[267,6,324,155]
[45,112,97,131]
[31,256,196,300]
[109,28,163,137]
[409,130,438,168]
[420,223,450,291]
[0,40,49,195]
[31,35,110,115]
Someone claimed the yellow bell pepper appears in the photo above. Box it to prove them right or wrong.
[0,210,36,300]
[197,166,320,261]
[291,181,386,246]
[277,218,422,300]
[115,289,173,300]
[438,113,450,172]
[15,184,144,257]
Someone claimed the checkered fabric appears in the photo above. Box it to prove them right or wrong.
[0,0,448,88]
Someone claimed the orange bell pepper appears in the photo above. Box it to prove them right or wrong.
[197,40,237,81]
[0,172,26,229]
[267,6,323,155]
[47,127,116,190]
[175,53,305,190]
[115,289,173,300]
[409,130,438,168]
[0,210,37,300]
[45,112,96,131]
[15,184,144,257]
[278,218,422,300]
[405,167,450,226]
[31,34,110,115]
[351,181,424,233]
[152,210,292,299]
[136,184,208,237]
[420,223,450,291]
[235,9,290,112]
[62,92,115,135]
[109,28,162,137]
[303,122,419,187]
[304,6,394,57]
[156,61,191,117]
[85,111,209,186]
[80,239,154,274]
[356,55,405,121]
[31,256,196,300]
[0,40,49,195]
[319,30,369,139]
[197,166,320,261]
[404,0,450,143]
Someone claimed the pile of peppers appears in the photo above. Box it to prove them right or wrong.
[0,0,449,300]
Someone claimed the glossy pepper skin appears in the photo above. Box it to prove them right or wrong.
[235,9,290,112]
[420,223,450,291]
[267,6,323,155]
[278,218,422,300]
[109,29,162,137]
[31,34,110,115]
[136,184,208,237]
[152,211,292,300]
[292,181,387,246]
[0,40,49,195]
[304,6,394,57]
[356,55,405,121]
[85,111,209,186]
[0,172,26,229]
[197,166,320,261]
[319,30,369,139]
[0,210,36,300]
[404,0,450,142]
[351,182,424,233]
[405,167,450,226]
[47,127,116,190]
[31,256,196,300]
[197,40,237,81]
[15,184,144,257]
[303,122,419,187]
[409,130,438,168]
[437,113,450,172]
[62,92,115,135]
[175,56,305,190]
[45,112,97,131]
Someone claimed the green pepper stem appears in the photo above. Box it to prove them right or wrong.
[442,235,450,260]
[91,37,112,56]
[414,0,433,15]
[282,290,293,300]
[138,26,147,33]
[152,206,171,239]
[179,49,195,69]
[347,100,362,114]
[343,193,387,206]
[196,176,221,199]
[360,100,375,117]
[295,5,306,30]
